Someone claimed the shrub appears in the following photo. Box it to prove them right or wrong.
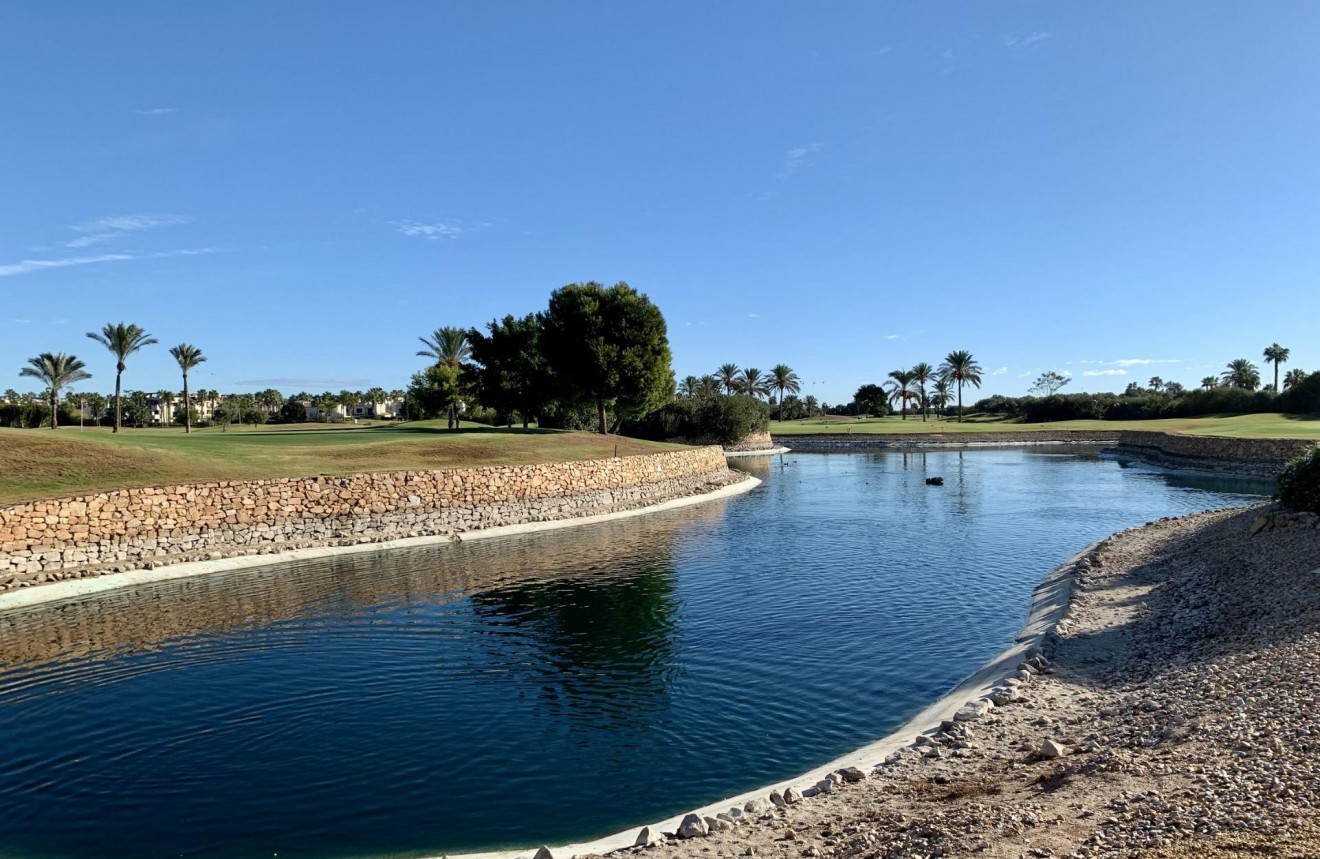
[622,394,770,445]
[1279,371,1320,415]
[1277,446,1320,514]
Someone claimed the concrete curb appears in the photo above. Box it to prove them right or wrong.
[0,474,762,614]
[722,446,791,458]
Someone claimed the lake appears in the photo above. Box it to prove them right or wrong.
[0,448,1268,859]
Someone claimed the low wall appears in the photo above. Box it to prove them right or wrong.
[0,447,733,589]
[774,430,1121,449]
[667,430,777,452]
[1111,431,1316,477]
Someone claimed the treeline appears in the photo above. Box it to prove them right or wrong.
[973,372,1320,423]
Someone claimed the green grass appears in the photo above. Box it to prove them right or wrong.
[0,421,681,505]
[771,413,1320,439]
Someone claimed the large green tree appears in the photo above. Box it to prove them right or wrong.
[938,350,984,422]
[1221,358,1261,390]
[540,282,674,434]
[18,352,91,429]
[1263,343,1290,392]
[86,322,157,432]
[468,313,549,428]
[853,383,888,417]
[168,343,206,433]
[737,367,771,398]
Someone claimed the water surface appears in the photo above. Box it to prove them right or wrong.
[0,449,1267,858]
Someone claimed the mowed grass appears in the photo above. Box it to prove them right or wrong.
[0,421,681,505]
[771,412,1320,439]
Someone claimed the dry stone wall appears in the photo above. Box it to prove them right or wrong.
[0,447,733,589]
[1112,431,1317,477]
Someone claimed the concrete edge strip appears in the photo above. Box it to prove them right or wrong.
[0,474,763,614]
[722,447,791,458]
[442,535,1095,859]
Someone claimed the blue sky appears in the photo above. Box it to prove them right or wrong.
[3,2,1318,405]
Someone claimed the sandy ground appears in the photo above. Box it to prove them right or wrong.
[585,503,1320,859]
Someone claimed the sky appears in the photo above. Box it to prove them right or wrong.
[3,2,1319,405]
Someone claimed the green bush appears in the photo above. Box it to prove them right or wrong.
[1277,446,1320,514]
[622,394,770,445]
[1279,371,1320,414]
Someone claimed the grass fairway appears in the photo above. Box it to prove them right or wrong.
[771,413,1320,439]
[0,422,681,505]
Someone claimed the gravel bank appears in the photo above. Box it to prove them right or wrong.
[580,503,1320,859]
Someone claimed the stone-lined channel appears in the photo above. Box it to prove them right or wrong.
[0,448,1268,859]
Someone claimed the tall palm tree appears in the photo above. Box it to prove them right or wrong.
[417,326,471,427]
[929,378,953,420]
[716,363,740,395]
[886,369,919,419]
[1201,376,1218,391]
[736,367,771,398]
[769,364,801,420]
[19,353,92,429]
[910,362,935,421]
[168,343,207,433]
[938,350,983,423]
[87,322,157,432]
[417,326,472,368]
[158,389,175,425]
[1220,358,1261,390]
[1283,368,1308,390]
[1263,343,1290,392]
[679,375,698,398]
[697,375,720,398]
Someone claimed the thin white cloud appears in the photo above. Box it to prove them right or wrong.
[72,213,192,233]
[1082,369,1127,377]
[747,313,759,318]
[991,366,1008,376]
[391,219,480,240]
[1017,372,1032,378]
[1003,32,1053,49]
[0,247,218,278]
[134,107,180,115]
[65,232,118,249]
[775,143,824,180]
[1076,358,1181,367]
[884,334,899,340]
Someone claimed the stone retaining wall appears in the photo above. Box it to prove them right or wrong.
[0,447,733,588]
[1111,431,1317,477]
[668,430,777,452]
[773,430,1122,449]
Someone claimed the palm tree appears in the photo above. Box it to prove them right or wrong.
[168,343,207,433]
[1263,343,1290,392]
[1201,376,1218,391]
[938,350,983,423]
[929,378,953,419]
[910,362,935,421]
[417,326,471,427]
[697,375,720,398]
[679,375,698,398]
[87,322,158,432]
[1148,376,1165,394]
[417,326,472,368]
[1220,358,1261,390]
[19,353,91,429]
[886,369,919,419]
[158,389,175,425]
[769,364,801,420]
[736,367,771,398]
[1283,368,1308,390]
[716,363,740,395]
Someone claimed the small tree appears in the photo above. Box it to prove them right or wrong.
[86,322,157,433]
[1029,371,1071,397]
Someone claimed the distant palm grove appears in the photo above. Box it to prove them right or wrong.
[9,296,1320,434]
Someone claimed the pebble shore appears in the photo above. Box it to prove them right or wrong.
[553,502,1320,859]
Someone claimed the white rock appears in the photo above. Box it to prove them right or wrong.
[705,815,733,833]
[769,789,786,808]
[784,786,803,804]
[954,699,994,721]
[814,778,834,794]
[744,798,772,815]
[677,813,709,839]
[635,826,659,847]
[1040,738,1070,759]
